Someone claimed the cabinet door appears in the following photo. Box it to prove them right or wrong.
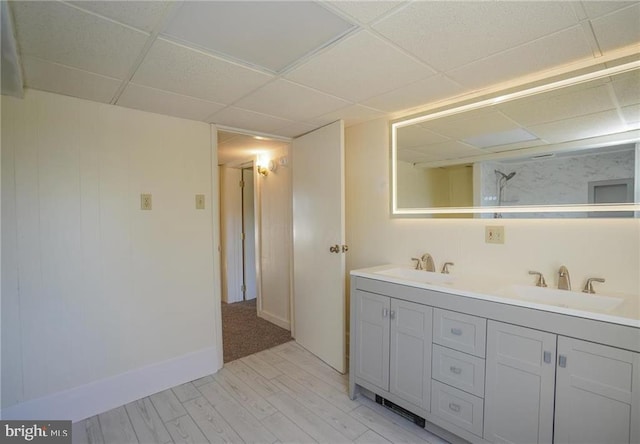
[389,299,433,410]
[555,336,640,444]
[354,290,390,391]
[484,321,556,444]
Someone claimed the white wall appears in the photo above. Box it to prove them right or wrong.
[258,147,292,330]
[346,119,640,298]
[1,90,221,419]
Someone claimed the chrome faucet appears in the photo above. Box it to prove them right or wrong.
[441,262,454,274]
[528,271,547,287]
[583,277,605,294]
[411,257,423,270]
[558,265,571,290]
[421,253,436,272]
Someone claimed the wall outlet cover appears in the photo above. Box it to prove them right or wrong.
[195,194,205,210]
[141,193,152,210]
[485,225,504,244]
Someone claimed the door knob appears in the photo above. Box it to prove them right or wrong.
[329,245,340,253]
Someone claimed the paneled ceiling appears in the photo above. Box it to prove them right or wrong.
[4,0,640,147]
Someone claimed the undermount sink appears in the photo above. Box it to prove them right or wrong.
[374,267,456,285]
[506,284,624,312]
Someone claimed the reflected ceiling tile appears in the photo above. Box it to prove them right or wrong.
[528,110,628,143]
[162,1,354,72]
[447,26,593,91]
[396,148,433,164]
[591,3,640,52]
[397,125,449,148]
[285,31,435,103]
[117,83,226,121]
[11,1,149,79]
[423,141,485,160]
[326,1,405,24]
[67,1,172,32]
[621,104,640,125]
[363,74,465,113]
[463,128,538,149]
[207,107,294,133]
[234,79,350,122]
[132,39,274,104]
[22,56,121,104]
[373,1,579,71]
[498,83,616,126]
[611,70,640,107]
[420,110,519,140]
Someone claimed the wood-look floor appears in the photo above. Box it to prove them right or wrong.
[73,341,448,444]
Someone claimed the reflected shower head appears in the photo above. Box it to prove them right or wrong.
[495,170,516,181]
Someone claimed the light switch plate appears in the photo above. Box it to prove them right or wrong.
[485,225,504,244]
[195,194,205,210]
[141,194,152,210]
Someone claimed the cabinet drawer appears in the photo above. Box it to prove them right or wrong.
[433,309,486,358]
[432,344,485,398]
[431,380,484,437]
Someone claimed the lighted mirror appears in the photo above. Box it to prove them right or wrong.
[391,61,640,218]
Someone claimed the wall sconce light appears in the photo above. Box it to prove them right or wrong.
[257,165,269,176]
[256,154,269,176]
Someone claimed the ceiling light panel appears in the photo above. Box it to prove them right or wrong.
[11,1,149,79]
[373,1,580,72]
[161,1,355,73]
[132,39,274,104]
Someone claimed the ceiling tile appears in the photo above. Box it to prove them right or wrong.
[591,4,640,52]
[67,1,172,33]
[162,1,354,73]
[309,104,385,127]
[207,107,294,133]
[373,1,580,71]
[117,83,225,121]
[234,79,350,122]
[11,1,149,79]
[132,39,274,104]
[21,56,121,103]
[272,121,319,138]
[286,30,435,103]
[363,74,465,113]
[581,1,637,19]
[447,26,593,91]
[326,1,405,24]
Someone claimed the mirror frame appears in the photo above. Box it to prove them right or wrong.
[391,60,640,217]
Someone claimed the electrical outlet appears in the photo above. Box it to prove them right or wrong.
[195,194,205,210]
[485,225,504,244]
[141,193,152,210]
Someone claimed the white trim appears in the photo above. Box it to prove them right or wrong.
[258,309,291,331]
[0,346,220,422]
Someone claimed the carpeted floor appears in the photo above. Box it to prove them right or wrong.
[221,298,292,363]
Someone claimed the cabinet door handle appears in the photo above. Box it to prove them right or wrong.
[543,351,552,364]
[449,366,462,375]
[448,402,461,413]
[382,308,388,318]
[390,310,396,320]
[558,354,567,368]
[450,328,463,336]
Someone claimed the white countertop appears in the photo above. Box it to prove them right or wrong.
[351,264,640,328]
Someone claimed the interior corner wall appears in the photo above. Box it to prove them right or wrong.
[345,118,640,298]
[1,89,220,420]
[258,146,292,330]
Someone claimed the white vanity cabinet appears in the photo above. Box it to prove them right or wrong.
[484,321,556,444]
[554,337,640,444]
[353,289,433,411]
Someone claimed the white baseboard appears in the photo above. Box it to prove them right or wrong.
[258,309,290,331]
[1,346,221,422]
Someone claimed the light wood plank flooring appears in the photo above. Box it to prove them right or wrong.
[73,341,449,444]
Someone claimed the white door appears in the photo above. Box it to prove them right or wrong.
[555,336,640,444]
[484,321,556,444]
[292,120,346,373]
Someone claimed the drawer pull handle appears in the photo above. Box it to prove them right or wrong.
[382,308,388,318]
[449,366,462,375]
[390,310,396,320]
[543,351,552,364]
[448,402,461,413]
[450,328,463,336]
[558,354,567,368]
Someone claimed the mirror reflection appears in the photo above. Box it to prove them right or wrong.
[392,62,640,217]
